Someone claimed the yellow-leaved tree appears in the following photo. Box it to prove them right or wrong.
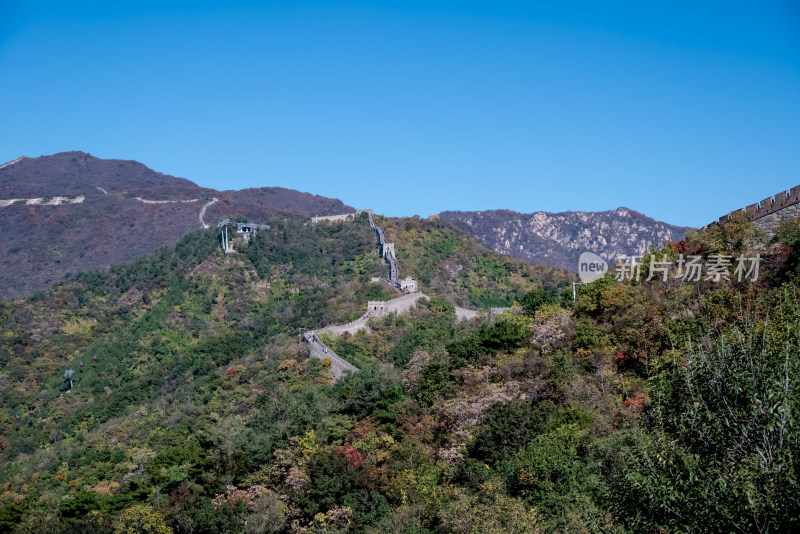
[115,505,172,534]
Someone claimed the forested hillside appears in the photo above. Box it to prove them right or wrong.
[0,213,797,533]
[380,215,568,308]
[0,215,567,532]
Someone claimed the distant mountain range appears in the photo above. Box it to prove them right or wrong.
[1,151,693,300]
[0,151,351,299]
[438,208,690,271]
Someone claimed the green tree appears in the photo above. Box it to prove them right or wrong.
[520,288,557,317]
[467,400,551,467]
[415,357,452,406]
[612,300,800,532]
[0,499,27,532]
[335,364,404,422]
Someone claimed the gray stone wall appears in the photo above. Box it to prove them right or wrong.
[366,293,429,318]
[304,332,358,379]
[315,293,431,340]
[454,306,478,322]
[399,277,418,293]
[751,203,800,235]
[315,316,371,337]
[367,300,388,315]
[384,293,428,314]
[710,185,800,236]
[311,209,372,224]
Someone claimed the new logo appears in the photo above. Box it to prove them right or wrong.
[578,252,608,283]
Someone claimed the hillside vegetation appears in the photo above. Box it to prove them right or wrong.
[1,212,798,533]
[0,152,351,300]
[382,216,567,308]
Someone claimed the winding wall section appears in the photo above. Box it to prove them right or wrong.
[306,209,425,377]
[305,209,505,379]
[303,331,359,379]
[304,292,430,378]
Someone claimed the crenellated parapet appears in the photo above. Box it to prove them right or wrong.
[708,184,800,235]
[305,293,430,378]
[311,209,373,224]
[367,293,428,317]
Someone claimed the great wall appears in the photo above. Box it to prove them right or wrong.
[1,182,220,232]
[312,210,405,288]
[315,294,429,337]
[303,293,430,379]
[199,198,219,229]
[302,209,509,379]
[0,156,23,171]
[309,184,800,378]
[709,184,800,235]
[303,209,420,378]
[0,196,85,207]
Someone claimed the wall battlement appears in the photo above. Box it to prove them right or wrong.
[709,184,800,235]
[311,209,372,224]
[367,293,428,317]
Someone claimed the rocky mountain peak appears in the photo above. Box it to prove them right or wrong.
[439,208,689,271]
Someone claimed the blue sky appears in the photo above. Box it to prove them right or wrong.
[1,1,798,227]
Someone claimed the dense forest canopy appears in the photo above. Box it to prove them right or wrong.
[0,213,798,533]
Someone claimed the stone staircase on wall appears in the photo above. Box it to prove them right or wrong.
[307,209,420,378]
[303,331,359,379]
[304,293,430,378]
[305,209,508,379]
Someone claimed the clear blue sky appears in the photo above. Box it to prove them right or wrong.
[1,1,798,227]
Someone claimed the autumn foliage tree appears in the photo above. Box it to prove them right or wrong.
[115,505,172,534]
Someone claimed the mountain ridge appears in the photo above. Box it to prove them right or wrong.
[439,207,690,271]
[1,151,690,298]
[0,151,354,300]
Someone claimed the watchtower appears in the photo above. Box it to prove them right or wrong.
[399,276,418,293]
[367,300,389,317]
